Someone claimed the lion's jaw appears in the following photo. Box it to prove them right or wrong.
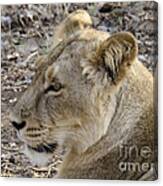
[20,97,116,167]
[55,94,117,158]
[23,144,53,166]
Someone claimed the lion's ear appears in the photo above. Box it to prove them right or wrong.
[53,9,92,44]
[82,32,138,85]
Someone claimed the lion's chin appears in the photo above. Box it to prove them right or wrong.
[23,145,54,167]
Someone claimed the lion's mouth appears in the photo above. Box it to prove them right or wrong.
[27,143,58,153]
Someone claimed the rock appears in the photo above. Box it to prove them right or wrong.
[7,52,20,61]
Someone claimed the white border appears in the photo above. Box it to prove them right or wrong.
[0,0,162,186]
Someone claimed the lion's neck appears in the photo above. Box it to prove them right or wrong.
[60,92,121,171]
[59,83,127,174]
[58,94,125,178]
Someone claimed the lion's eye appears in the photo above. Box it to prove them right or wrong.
[45,83,62,93]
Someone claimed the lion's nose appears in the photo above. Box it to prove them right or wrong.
[11,121,26,130]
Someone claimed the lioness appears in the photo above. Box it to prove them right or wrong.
[10,10,157,180]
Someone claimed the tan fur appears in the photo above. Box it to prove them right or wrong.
[53,9,92,46]
[10,10,156,180]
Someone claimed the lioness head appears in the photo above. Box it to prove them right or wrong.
[10,10,138,166]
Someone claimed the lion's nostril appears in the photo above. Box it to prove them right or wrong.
[11,121,26,130]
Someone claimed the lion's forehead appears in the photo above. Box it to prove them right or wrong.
[46,42,85,80]
[37,30,109,81]
[51,40,97,71]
